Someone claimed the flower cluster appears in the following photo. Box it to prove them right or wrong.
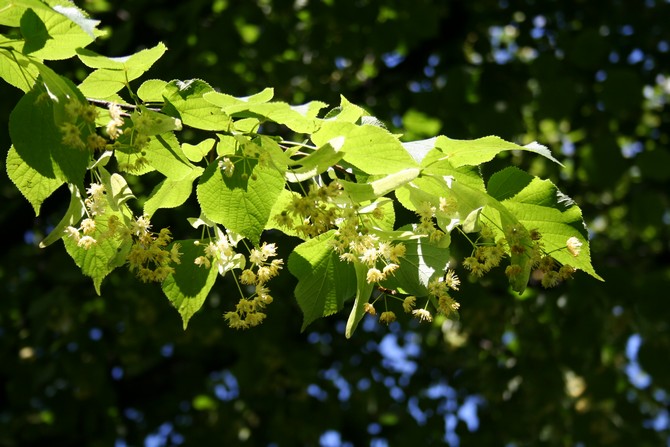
[274,181,343,238]
[60,99,105,152]
[461,224,507,278]
[334,232,406,285]
[365,268,461,327]
[127,215,181,283]
[225,242,284,329]
[106,103,125,140]
[415,201,446,242]
[194,227,245,275]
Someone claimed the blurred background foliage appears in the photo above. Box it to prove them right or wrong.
[1,0,669,445]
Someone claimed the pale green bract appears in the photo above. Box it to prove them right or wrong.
[0,1,602,335]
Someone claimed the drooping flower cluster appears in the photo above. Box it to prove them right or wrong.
[127,215,181,283]
[59,99,111,153]
[106,103,125,140]
[225,242,283,329]
[457,221,581,290]
[275,181,343,238]
[415,201,446,242]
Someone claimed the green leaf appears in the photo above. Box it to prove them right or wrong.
[235,101,324,134]
[77,42,167,98]
[488,170,602,281]
[312,122,418,175]
[287,231,356,331]
[0,45,40,91]
[434,135,563,167]
[486,166,533,201]
[285,138,345,182]
[162,79,233,131]
[62,211,127,294]
[182,138,215,163]
[9,76,89,185]
[162,240,219,329]
[144,169,202,217]
[98,167,135,211]
[144,132,198,180]
[6,145,64,215]
[137,79,167,102]
[340,168,421,203]
[39,183,85,248]
[196,157,285,244]
[20,8,50,54]
[380,231,451,296]
[132,107,182,135]
[345,260,375,338]
[202,87,275,110]
[2,0,101,60]
[324,95,366,123]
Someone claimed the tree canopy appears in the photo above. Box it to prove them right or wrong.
[1,0,668,446]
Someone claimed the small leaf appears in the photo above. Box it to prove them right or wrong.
[491,175,602,281]
[6,145,64,215]
[163,79,233,131]
[77,43,167,98]
[182,139,215,163]
[162,240,219,329]
[285,138,345,183]
[137,79,167,102]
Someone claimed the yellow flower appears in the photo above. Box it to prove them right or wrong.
[77,235,97,249]
[364,303,376,315]
[382,263,399,276]
[412,308,433,323]
[65,226,81,242]
[389,243,406,263]
[359,247,378,265]
[366,268,384,283]
[379,311,396,324]
[445,269,460,290]
[240,269,257,285]
[541,270,561,288]
[402,296,416,313]
[80,218,96,235]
